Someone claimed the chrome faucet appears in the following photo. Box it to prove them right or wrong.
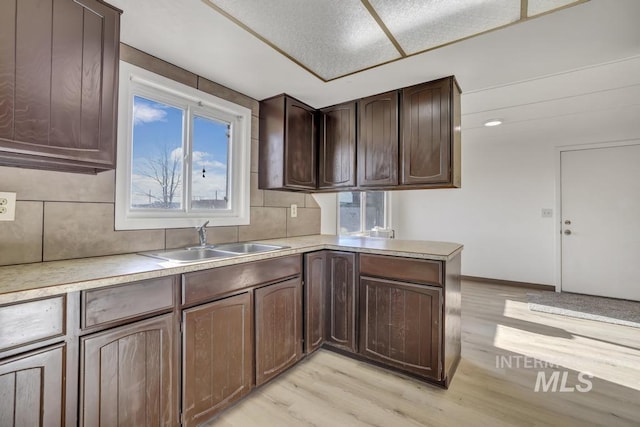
[196,221,210,246]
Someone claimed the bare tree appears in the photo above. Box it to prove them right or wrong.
[139,146,182,208]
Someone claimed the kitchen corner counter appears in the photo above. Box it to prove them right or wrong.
[0,235,462,304]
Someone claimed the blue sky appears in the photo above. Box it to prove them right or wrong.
[131,96,229,208]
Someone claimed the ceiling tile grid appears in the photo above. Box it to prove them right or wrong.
[368,0,521,55]
[205,0,588,81]
[207,0,401,80]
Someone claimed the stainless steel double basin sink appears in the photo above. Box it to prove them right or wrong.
[142,242,290,263]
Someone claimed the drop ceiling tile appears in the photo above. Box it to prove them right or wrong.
[368,0,521,55]
[206,0,401,80]
[527,0,584,17]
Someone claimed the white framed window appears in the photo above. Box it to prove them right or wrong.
[337,191,391,235]
[115,61,251,230]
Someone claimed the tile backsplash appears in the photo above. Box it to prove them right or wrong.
[0,44,320,266]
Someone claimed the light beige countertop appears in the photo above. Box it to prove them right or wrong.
[0,235,462,304]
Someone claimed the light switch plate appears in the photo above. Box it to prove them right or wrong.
[541,208,553,218]
[0,192,17,221]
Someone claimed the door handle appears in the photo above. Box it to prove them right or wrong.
[564,229,572,235]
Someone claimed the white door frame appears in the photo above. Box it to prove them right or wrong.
[554,138,640,292]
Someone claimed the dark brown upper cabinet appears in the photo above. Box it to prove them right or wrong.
[357,91,399,188]
[400,76,461,188]
[259,94,317,191]
[259,76,461,192]
[318,102,357,189]
[0,0,121,174]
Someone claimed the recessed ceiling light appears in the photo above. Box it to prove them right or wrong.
[484,119,503,127]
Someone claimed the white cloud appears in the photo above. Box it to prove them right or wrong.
[192,151,227,170]
[191,171,228,200]
[134,103,167,125]
[171,147,184,162]
[199,160,227,169]
[192,151,207,163]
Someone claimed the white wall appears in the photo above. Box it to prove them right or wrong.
[393,134,558,284]
[393,57,640,286]
[311,193,337,235]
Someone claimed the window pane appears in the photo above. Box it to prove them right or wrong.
[191,116,230,210]
[131,96,184,210]
[339,191,361,233]
[365,191,386,230]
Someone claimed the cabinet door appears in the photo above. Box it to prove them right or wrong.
[325,252,357,352]
[80,314,177,427]
[359,277,442,380]
[285,97,317,189]
[357,91,398,188]
[401,77,454,185]
[319,102,356,189]
[255,277,303,385]
[0,0,120,172]
[182,293,252,427]
[0,345,64,427]
[304,252,326,353]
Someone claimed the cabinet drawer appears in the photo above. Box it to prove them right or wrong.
[0,296,65,352]
[359,254,442,286]
[183,255,301,306]
[82,277,175,329]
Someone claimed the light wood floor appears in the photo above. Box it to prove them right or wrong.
[207,282,640,426]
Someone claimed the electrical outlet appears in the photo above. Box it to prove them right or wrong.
[0,192,16,221]
[541,208,553,218]
[290,204,298,218]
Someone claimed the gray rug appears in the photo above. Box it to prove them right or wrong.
[527,291,640,328]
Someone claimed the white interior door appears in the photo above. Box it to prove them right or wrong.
[561,144,640,301]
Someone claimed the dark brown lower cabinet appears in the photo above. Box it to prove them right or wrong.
[182,292,253,427]
[79,313,177,426]
[359,277,442,380]
[325,251,357,352]
[0,344,65,426]
[304,252,326,353]
[0,251,459,426]
[255,277,303,386]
